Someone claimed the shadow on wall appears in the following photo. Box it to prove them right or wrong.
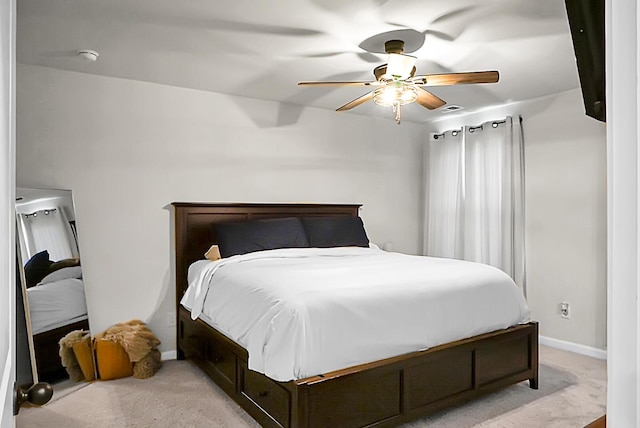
[229,95,303,128]
[229,71,371,128]
[146,269,174,353]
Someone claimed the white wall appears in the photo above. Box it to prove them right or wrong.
[607,0,640,424]
[523,90,606,350]
[16,64,425,353]
[0,0,15,425]
[16,68,608,361]
[425,89,607,351]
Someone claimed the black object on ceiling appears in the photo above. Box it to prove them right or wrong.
[565,0,605,123]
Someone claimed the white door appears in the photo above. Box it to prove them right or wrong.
[0,0,16,426]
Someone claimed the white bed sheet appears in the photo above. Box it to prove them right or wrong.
[31,315,89,336]
[27,277,87,335]
[182,247,530,382]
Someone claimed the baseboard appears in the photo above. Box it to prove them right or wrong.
[539,335,607,360]
[161,350,177,361]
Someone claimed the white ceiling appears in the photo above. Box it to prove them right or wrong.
[16,0,580,124]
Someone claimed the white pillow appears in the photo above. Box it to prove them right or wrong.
[38,266,83,285]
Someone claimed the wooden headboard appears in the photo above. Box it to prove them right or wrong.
[171,203,361,309]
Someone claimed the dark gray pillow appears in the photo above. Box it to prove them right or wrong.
[301,216,369,248]
[214,217,310,258]
[23,250,52,288]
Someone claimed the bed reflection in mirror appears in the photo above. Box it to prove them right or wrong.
[16,188,89,383]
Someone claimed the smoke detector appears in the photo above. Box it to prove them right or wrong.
[77,49,99,62]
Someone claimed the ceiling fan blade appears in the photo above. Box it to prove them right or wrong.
[416,88,446,110]
[336,92,374,111]
[412,71,500,86]
[298,81,380,87]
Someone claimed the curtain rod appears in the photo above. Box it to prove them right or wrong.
[432,116,519,140]
[23,208,57,218]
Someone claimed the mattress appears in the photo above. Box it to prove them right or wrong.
[182,246,530,382]
[27,277,87,335]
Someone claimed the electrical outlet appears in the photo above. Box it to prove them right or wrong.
[167,311,176,327]
[560,302,570,319]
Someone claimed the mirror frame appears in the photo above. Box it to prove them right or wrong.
[15,187,89,384]
[15,237,38,385]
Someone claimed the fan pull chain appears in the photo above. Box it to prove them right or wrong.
[393,102,402,124]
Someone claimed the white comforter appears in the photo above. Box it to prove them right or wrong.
[28,277,87,335]
[182,246,530,382]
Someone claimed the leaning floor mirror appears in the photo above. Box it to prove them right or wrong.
[15,188,90,384]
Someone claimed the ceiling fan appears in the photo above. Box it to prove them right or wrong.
[298,40,499,124]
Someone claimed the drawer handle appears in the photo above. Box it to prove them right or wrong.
[205,354,222,365]
[258,391,269,398]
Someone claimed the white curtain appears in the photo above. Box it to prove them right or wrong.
[424,116,525,291]
[17,206,75,263]
[424,129,464,259]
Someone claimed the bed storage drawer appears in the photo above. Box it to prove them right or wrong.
[241,365,291,428]
[476,332,531,386]
[203,335,237,387]
[405,349,473,410]
[179,311,237,392]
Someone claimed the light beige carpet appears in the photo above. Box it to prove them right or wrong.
[16,346,606,428]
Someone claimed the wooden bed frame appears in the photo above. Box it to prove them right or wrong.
[33,318,90,383]
[172,202,538,428]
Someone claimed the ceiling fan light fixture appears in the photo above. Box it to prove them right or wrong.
[373,83,417,107]
[386,53,417,80]
[297,37,499,125]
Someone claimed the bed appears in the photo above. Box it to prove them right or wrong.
[172,202,538,428]
[32,320,89,383]
[23,254,89,382]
